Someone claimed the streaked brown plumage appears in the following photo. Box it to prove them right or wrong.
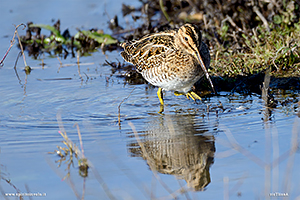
[121,24,215,111]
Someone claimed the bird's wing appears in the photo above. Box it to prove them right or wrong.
[121,32,176,72]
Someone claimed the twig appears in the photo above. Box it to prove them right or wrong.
[54,114,116,200]
[25,184,33,200]
[263,68,272,197]
[97,136,151,199]
[203,14,208,31]
[253,6,270,32]
[221,125,266,168]
[77,50,83,80]
[82,177,86,200]
[0,183,9,200]
[57,56,63,65]
[118,88,135,128]
[223,176,229,200]
[56,113,69,143]
[14,52,22,85]
[224,15,243,32]
[83,72,89,81]
[14,24,28,67]
[74,123,85,158]
[77,50,80,65]
[228,172,247,196]
[23,74,28,97]
[159,0,171,22]
[41,52,45,68]
[56,55,63,73]
[176,179,191,200]
[89,162,117,200]
[0,177,24,200]
[283,117,299,193]
[271,126,279,195]
[0,23,26,65]
[101,38,108,53]
[261,68,270,108]
[44,155,81,200]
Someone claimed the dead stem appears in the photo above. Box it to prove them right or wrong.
[23,74,28,97]
[89,162,117,200]
[118,87,135,128]
[0,23,26,65]
[159,0,170,22]
[228,172,247,197]
[25,184,33,200]
[14,24,28,67]
[41,53,45,69]
[0,184,9,200]
[100,38,108,53]
[264,115,272,197]
[77,50,83,81]
[49,121,116,200]
[221,125,266,168]
[13,52,22,85]
[57,56,63,66]
[81,177,86,200]
[45,155,81,199]
[283,117,299,193]
[219,118,299,198]
[74,123,85,157]
[0,177,24,200]
[98,136,152,199]
[253,6,270,32]
[261,68,271,108]
[51,113,91,199]
[223,176,229,200]
[55,113,88,178]
[176,179,191,200]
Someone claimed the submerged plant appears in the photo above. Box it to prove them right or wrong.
[49,116,89,180]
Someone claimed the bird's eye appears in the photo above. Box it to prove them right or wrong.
[184,37,189,41]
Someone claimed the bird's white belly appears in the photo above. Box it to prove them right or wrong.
[145,72,201,93]
[140,60,203,94]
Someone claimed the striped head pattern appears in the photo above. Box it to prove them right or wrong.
[176,24,215,93]
[175,24,202,56]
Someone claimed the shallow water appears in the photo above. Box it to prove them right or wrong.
[0,1,300,200]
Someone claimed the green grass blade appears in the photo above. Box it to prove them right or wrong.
[29,24,66,43]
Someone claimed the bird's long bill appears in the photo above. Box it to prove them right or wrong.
[195,50,216,94]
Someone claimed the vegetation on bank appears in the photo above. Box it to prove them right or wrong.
[122,0,300,78]
[211,10,300,78]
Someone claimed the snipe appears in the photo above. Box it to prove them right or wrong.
[121,24,215,112]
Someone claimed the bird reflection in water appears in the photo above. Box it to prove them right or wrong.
[127,114,215,191]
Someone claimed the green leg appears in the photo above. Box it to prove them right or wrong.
[157,87,164,105]
[157,88,164,113]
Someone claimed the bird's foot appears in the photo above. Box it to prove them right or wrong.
[158,104,164,114]
[186,91,201,101]
[174,91,201,101]
[173,91,184,97]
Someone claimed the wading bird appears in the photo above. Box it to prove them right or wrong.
[121,24,215,112]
